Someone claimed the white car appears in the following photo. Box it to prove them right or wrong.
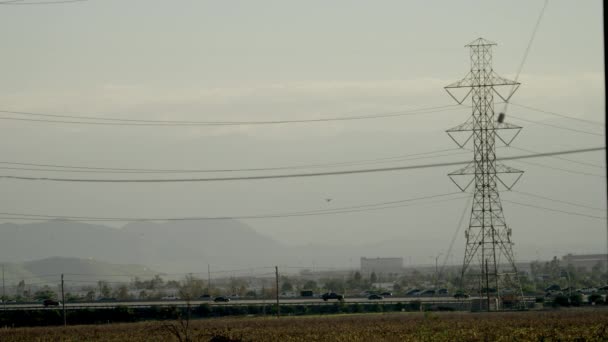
[161,295,180,300]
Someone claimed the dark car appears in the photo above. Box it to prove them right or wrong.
[97,297,117,302]
[406,289,422,296]
[43,299,60,307]
[437,288,449,295]
[544,284,561,292]
[380,292,392,297]
[453,292,469,299]
[367,294,383,300]
[321,292,344,301]
[420,289,436,296]
[214,296,230,302]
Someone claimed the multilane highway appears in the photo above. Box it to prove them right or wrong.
[1,296,472,310]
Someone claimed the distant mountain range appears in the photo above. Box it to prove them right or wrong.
[0,219,287,273]
[0,219,440,274]
[0,220,590,276]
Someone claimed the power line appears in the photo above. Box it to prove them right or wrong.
[510,103,604,126]
[509,190,605,212]
[508,114,603,137]
[438,193,473,279]
[510,158,605,178]
[0,146,602,183]
[0,148,465,174]
[501,0,548,115]
[0,104,462,126]
[502,199,607,221]
[0,192,466,222]
[510,146,604,169]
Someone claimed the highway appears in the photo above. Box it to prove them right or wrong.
[1,296,471,310]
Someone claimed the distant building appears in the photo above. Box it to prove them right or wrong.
[561,253,608,272]
[360,257,403,278]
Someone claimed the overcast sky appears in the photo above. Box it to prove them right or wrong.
[0,0,604,265]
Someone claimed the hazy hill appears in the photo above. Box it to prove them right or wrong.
[0,220,573,274]
[0,220,288,273]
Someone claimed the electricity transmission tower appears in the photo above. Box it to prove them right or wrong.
[444,38,524,310]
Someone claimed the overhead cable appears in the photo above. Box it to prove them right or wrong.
[0,104,461,126]
[510,146,604,169]
[0,192,466,222]
[0,147,602,183]
[501,0,549,115]
[510,159,605,178]
[502,199,607,221]
[0,148,465,174]
[510,103,604,126]
[510,190,605,212]
[508,114,603,137]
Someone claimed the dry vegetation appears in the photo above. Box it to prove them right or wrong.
[1,309,608,341]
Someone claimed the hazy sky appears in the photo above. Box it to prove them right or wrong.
[0,0,604,265]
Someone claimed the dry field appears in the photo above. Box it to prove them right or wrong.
[1,309,608,341]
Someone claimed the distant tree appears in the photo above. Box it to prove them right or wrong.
[370,272,377,284]
[151,275,164,289]
[113,284,131,300]
[85,290,96,301]
[65,292,81,303]
[280,276,294,292]
[229,277,249,296]
[98,280,112,298]
[179,274,206,300]
[33,286,57,301]
[303,280,317,290]
[323,278,345,293]
[166,280,181,289]
[17,280,26,297]
[353,271,362,282]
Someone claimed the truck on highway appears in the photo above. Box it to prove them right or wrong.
[321,292,344,301]
[300,290,314,297]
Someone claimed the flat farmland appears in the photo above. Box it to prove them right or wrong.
[1,309,607,341]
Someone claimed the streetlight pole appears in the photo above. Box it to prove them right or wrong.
[434,253,443,289]
[561,269,572,298]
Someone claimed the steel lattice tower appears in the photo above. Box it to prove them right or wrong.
[445,38,524,310]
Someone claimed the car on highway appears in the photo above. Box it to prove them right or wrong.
[420,289,435,296]
[43,299,60,307]
[367,294,383,300]
[213,296,230,303]
[380,292,392,297]
[321,292,344,301]
[161,295,180,300]
[577,287,598,294]
[437,288,449,295]
[97,297,117,302]
[453,292,469,299]
[406,289,422,296]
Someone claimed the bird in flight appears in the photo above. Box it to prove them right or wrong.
[325,198,332,202]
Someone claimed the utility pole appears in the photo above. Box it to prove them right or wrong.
[434,253,443,289]
[275,266,280,318]
[2,264,5,311]
[445,38,525,310]
[207,264,211,295]
[485,259,490,312]
[61,273,66,326]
